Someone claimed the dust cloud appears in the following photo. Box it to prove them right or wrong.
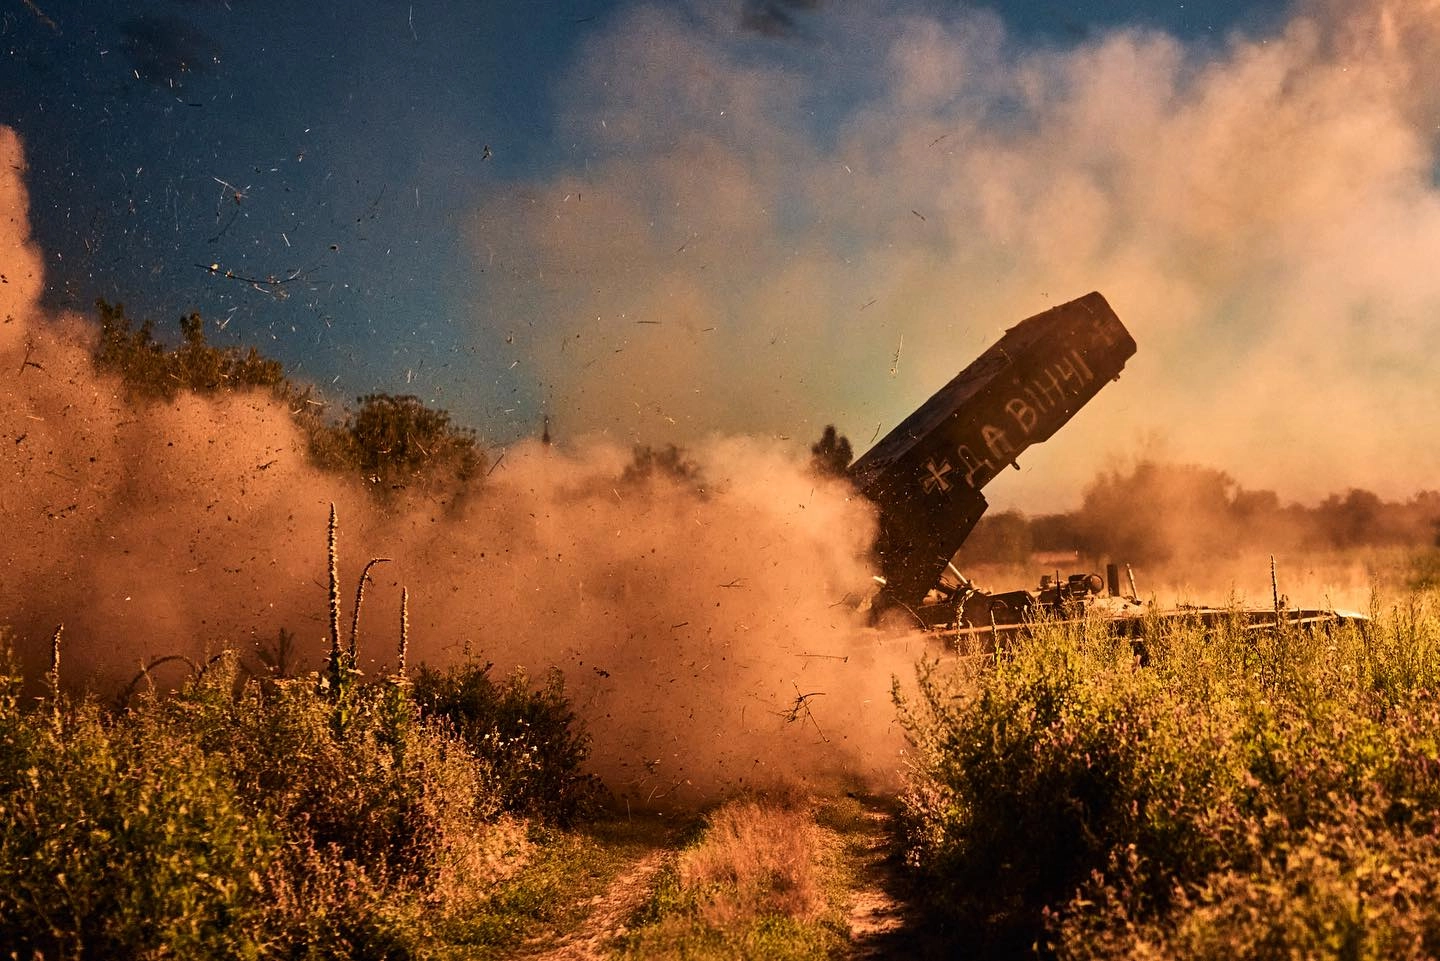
[470,0,1440,511]
[0,126,914,804]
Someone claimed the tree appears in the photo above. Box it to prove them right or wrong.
[619,444,702,489]
[1073,460,1243,563]
[809,425,852,477]
[310,394,482,495]
[93,299,290,400]
[91,300,482,497]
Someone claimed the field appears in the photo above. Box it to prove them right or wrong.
[5,548,1440,960]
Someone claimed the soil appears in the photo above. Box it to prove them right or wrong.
[837,794,954,961]
[516,794,954,960]
[522,847,672,961]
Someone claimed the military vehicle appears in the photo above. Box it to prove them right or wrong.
[847,291,1364,642]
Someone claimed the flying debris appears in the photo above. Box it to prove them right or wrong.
[848,291,1364,640]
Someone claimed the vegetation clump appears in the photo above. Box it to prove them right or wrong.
[957,460,1440,566]
[0,632,610,958]
[310,393,481,496]
[895,596,1440,959]
[94,299,295,402]
[412,662,601,825]
[91,299,483,498]
[621,789,847,961]
[620,443,703,488]
[808,425,852,478]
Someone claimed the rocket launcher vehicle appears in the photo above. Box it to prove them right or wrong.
[847,291,1137,609]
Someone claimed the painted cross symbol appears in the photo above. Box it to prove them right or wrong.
[922,458,953,494]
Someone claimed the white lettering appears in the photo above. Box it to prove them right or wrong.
[957,445,992,488]
[983,424,1016,463]
[1006,397,1038,435]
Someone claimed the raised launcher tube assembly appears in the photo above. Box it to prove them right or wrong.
[847,291,1136,616]
[846,291,1365,638]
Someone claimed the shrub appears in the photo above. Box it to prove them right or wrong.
[93,299,293,402]
[0,645,523,959]
[1054,810,1440,961]
[412,662,601,824]
[170,656,497,880]
[91,301,484,499]
[895,596,1440,959]
[0,653,278,960]
[308,393,482,497]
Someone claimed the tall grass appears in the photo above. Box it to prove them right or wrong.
[621,788,847,961]
[676,789,824,926]
[895,591,1440,959]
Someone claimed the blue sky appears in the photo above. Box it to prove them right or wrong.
[4,0,1439,509]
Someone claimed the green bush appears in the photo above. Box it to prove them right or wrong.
[90,301,483,500]
[170,657,496,880]
[308,393,482,497]
[0,647,522,959]
[895,595,1440,959]
[0,654,278,959]
[93,299,293,402]
[412,662,601,824]
[1055,812,1440,961]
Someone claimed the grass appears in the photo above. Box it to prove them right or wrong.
[895,587,1440,959]
[618,787,854,960]
[431,814,687,958]
[1409,548,1440,591]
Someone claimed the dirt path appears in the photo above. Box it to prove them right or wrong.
[844,800,908,954]
[526,848,669,961]
[836,795,951,961]
[514,796,938,961]
[512,816,683,961]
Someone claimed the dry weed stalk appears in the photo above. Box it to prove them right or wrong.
[327,503,341,676]
[398,587,410,676]
[48,624,62,732]
[117,654,202,708]
[347,557,392,666]
[323,503,399,696]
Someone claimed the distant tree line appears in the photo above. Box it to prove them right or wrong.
[96,303,1428,562]
[953,459,1440,566]
[92,300,481,498]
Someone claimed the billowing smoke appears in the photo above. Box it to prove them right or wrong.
[1,126,911,803]
[9,0,1440,803]
[470,0,1440,510]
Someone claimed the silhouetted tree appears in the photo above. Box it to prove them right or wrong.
[619,444,702,488]
[93,299,290,400]
[1316,488,1384,548]
[1073,461,1245,563]
[91,300,483,497]
[310,393,482,495]
[809,424,852,477]
[952,510,1034,565]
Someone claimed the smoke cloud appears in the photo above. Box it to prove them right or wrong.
[9,0,1440,803]
[1,126,912,804]
[470,0,1440,510]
